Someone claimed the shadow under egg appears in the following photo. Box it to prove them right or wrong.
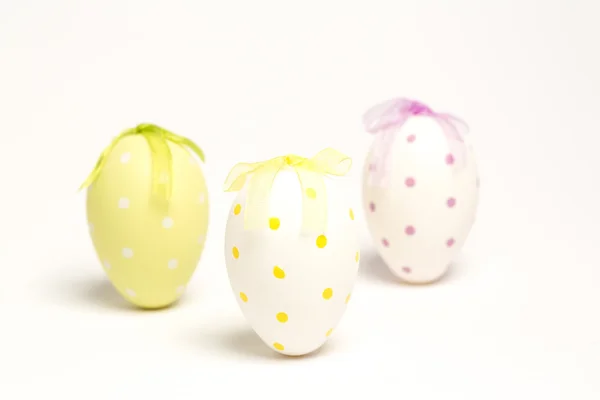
[43,266,188,313]
[184,323,336,361]
[358,248,470,286]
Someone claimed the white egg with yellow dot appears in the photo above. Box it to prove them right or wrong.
[82,124,209,309]
[223,150,359,356]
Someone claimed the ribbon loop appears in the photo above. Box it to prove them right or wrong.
[363,98,469,187]
[223,148,352,233]
[78,123,205,204]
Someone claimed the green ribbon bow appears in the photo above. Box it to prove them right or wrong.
[79,123,205,202]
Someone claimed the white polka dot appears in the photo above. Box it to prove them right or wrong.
[118,197,130,209]
[199,193,205,203]
[120,152,131,163]
[88,223,94,233]
[125,288,136,297]
[122,248,134,258]
[189,156,196,165]
[168,259,178,269]
[103,260,111,270]
[176,285,185,295]
[162,217,174,228]
[198,235,205,245]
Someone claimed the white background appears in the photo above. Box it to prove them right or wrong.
[0,0,598,398]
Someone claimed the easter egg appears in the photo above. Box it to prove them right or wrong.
[223,151,359,356]
[83,124,208,309]
[362,102,479,284]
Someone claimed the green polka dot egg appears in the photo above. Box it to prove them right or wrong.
[223,150,359,356]
[81,124,208,309]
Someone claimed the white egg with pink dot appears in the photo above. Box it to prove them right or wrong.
[362,98,479,284]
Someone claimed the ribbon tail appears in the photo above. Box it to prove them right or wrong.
[307,148,352,175]
[294,167,327,234]
[168,133,206,163]
[435,115,469,169]
[244,160,283,230]
[362,98,398,132]
[438,113,469,140]
[223,162,265,192]
[293,148,351,233]
[78,152,107,191]
[368,129,395,187]
[78,130,136,191]
[182,139,205,163]
[143,132,173,202]
[363,97,413,133]
[447,114,469,135]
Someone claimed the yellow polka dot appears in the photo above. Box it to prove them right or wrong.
[345,294,351,304]
[316,235,327,248]
[306,188,317,199]
[239,292,248,302]
[322,288,333,300]
[349,208,354,220]
[276,312,288,323]
[269,217,280,230]
[233,204,241,215]
[355,251,360,262]
[326,328,333,337]
[232,246,239,259]
[273,266,285,279]
[273,342,284,351]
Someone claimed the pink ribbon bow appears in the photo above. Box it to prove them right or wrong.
[363,97,469,187]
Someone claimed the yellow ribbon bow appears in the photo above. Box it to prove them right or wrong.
[223,148,352,232]
[78,123,205,203]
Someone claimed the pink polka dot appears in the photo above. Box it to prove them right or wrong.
[446,238,455,247]
[369,202,376,212]
[368,163,377,171]
[405,225,415,235]
[406,134,416,143]
[447,197,456,207]
[382,238,389,247]
[445,153,455,165]
[476,177,480,188]
[402,266,411,273]
[405,177,415,187]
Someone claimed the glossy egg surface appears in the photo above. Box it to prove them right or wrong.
[363,116,479,283]
[225,169,359,356]
[86,135,209,308]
